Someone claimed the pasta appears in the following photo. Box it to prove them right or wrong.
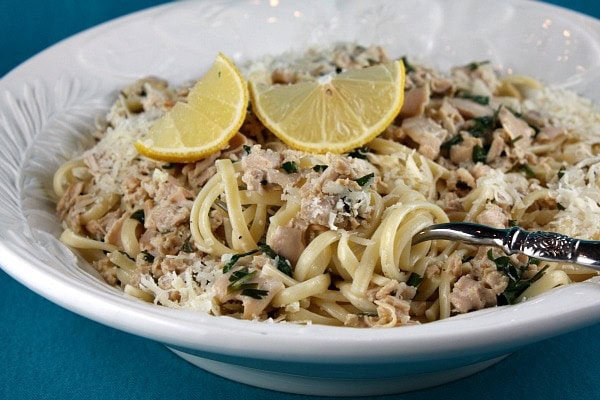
[53,43,600,327]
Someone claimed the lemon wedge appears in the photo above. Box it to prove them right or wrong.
[249,60,405,154]
[135,53,248,162]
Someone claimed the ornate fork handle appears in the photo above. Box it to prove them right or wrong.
[510,229,576,261]
[412,223,600,269]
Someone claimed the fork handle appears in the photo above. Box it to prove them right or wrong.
[507,227,600,268]
[412,223,600,269]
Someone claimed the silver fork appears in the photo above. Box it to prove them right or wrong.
[412,222,600,269]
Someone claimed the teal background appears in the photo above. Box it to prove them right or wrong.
[1,1,599,399]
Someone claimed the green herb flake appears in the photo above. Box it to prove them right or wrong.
[281,161,299,173]
[180,235,193,253]
[441,135,463,149]
[557,203,566,211]
[509,108,523,118]
[161,163,176,169]
[468,60,490,70]
[401,56,415,73]
[519,163,536,179]
[508,135,523,146]
[406,272,424,287]
[223,249,259,273]
[312,164,328,172]
[347,146,370,159]
[225,245,293,277]
[130,209,145,224]
[558,165,566,179]
[229,267,255,282]
[354,173,375,187]
[226,267,268,299]
[241,288,269,299]
[472,145,488,163]
[259,243,293,276]
[357,311,378,317]
[458,93,490,105]
[488,250,548,305]
[468,115,496,138]
[228,267,257,289]
[243,144,252,154]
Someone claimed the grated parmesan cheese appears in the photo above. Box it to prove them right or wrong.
[523,86,600,144]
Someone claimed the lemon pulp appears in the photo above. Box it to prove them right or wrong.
[135,53,248,162]
[249,60,406,154]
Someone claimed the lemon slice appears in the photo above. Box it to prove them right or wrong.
[249,60,405,154]
[135,53,248,162]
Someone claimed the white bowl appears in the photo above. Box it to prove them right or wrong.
[1,0,600,396]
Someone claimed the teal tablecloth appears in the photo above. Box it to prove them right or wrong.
[1,1,599,399]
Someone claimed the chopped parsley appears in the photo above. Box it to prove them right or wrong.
[518,163,536,179]
[468,115,496,138]
[243,144,252,154]
[180,235,193,253]
[508,135,523,146]
[441,135,463,149]
[461,255,474,263]
[406,272,424,287]
[312,164,328,172]
[354,173,375,187]
[161,163,176,169]
[223,249,258,273]
[228,267,257,290]
[222,244,293,277]
[508,108,523,118]
[401,56,415,73]
[130,209,145,224]
[357,311,378,317]
[281,161,299,173]
[472,145,488,163]
[488,250,547,305]
[259,243,293,276]
[468,60,490,70]
[457,93,490,105]
[240,288,269,299]
[558,165,566,179]
[227,267,268,299]
[347,146,370,159]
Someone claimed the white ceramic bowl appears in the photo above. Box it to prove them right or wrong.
[1,0,600,396]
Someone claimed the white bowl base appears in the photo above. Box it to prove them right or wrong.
[168,347,509,396]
